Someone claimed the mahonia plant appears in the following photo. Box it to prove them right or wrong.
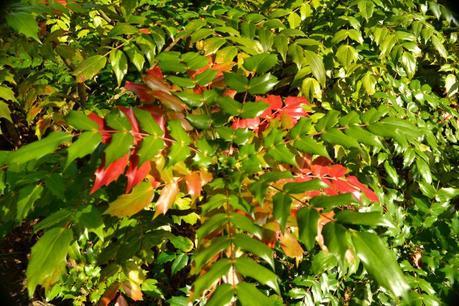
[3,56,410,304]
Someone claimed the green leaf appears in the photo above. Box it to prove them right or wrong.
[110,49,128,86]
[134,109,163,136]
[297,207,319,251]
[336,211,394,228]
[432,35,448,59]
[34,210,73,233]
[230,213,263,237]
[345,126,382,148]
[310,193,355,210]
[194,237,230,271]
[236,282,276,306]
[182,52,208,70]
[176,92,204,108]
[293,137,330,158]
[0,86,17,102]
[67,131,102,167]
[351,231,409,297]
[233,234,274,269]
[358,0,375,20]
[0,101,12,122]
[26,227,73,296]
[323,128,360,149]
[106,109,131,130]
[66,111,99,130]
[168,76,195,88]
[235,257,280,293]
[288,12,301,29]
[137,136,164,165]
[240,102,268,118]
[194,259,231,298]
[195,69,218,86]
[273,192,292,231]
[171,253,188,275]
[8,132,71,165]
[186,114,212,129]
[324,223,352,263]
[249,171,293,204]
[303,50,326,86]
[104,132,133,165]
[248,73,278,95]
[223,73,249,92]
[168,120,191,165]
[73,55,107,83]
[6,12,40,42]
[203,37,226,55]
[125,44,145,72]
[17,184,44,221]
[216,96,242,116]
[268,144,297,166]
[436,188,459,202]
[284,179,328,194]
[109,23,138,36]
[362,72,377,95]
[207,284,233,306]
[415,156,432,184]
[336,45,358,69]
[196,213,227,239]
[243,53,278,74]
[274,35,288,62]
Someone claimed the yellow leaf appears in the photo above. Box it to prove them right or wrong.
[154,179,179,218]
[280,231,303,262]
[104,182,154,217]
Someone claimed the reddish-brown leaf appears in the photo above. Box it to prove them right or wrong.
[143,66,170,94]
[114,294,128,306]
[125,81,155,103]
[154,180,179,218]
[151,90,188,112]
[97,283,119,306]
[91,154,129,194]
[278,96,309,125]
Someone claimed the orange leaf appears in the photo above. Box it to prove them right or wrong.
[185,171,201,200]
[154,179,179,218]
[280,231,304,261]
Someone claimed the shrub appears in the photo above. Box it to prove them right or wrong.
[0,0,458,305]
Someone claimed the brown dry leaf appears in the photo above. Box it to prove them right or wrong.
[114,294,128,306]
[98,283,119,306]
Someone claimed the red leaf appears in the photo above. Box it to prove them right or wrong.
[278,96,309,126]
[88,112,111,144]
[91,154,129,194]
[125,81,154,103]
[257,95,282,119]
[125,156,151,193]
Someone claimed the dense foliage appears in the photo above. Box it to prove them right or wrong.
[1,0,458,305]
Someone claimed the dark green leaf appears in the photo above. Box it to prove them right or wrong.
[297,207,319,251]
